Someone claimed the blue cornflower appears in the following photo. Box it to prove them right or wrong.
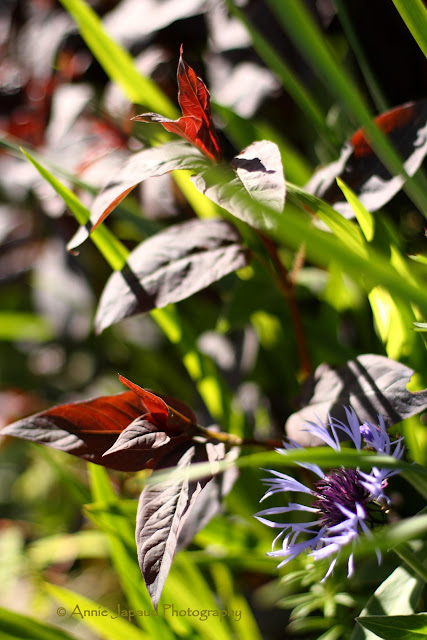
[255,408,405,579]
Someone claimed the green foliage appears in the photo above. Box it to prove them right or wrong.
[1,0,426,639]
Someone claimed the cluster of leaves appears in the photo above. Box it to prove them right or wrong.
[1,0,427,639]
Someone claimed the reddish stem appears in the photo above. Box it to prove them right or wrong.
[259,233,312,379]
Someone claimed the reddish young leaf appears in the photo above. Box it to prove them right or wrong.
[1,375,200,471]
[118,375,169,421]
[305,99,427,216]
[119,375,198,435]
[132,45,222,163]
[0,391,157,471]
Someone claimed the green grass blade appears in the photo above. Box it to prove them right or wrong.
[149,448,415,486]
[58,0,177,117]
[266,0,427,216]
[0,606,78,640]
[223,0,335,149]
[391,0,427,58]
[21,149,129,271]
[281,186,427,312]
[0,312,54,342]
[151,305,244,431]
[86,467,175,638]
[334,0,388,112]
[44,583,149,640]
[162,554,234,640]
[336,177,375,241]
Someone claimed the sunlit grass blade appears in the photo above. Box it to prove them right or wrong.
[58,0,176,116]
[190,163,427,310]
[44,583,149,640]
[148,447,416,487]
[210,562,263,640]
[336,177,375,241]
[161,553,236,640]
[28,530,109,569]
[391,0,427,58]
[86,466,176,638]
[265,0,427,216]
[0,312,53,342]
[21,149,129,271]
[151,305,243,430]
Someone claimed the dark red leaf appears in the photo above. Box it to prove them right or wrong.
[0,391,158,471]
[132,45,222,163]
[305,99,427,216]
[119,375,199,436]
[94,218,250,332]
[118,375,169,421]
[286,354,427,446]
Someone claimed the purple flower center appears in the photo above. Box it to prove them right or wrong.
[312,468,371,527]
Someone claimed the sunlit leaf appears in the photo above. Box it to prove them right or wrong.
[286,354,427,446]
[356,614,427,640]
[192,139,285,229]
[306,100,427,216]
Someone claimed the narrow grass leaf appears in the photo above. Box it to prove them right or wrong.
[391,0,427,58]
[336,178,375,241]
[21,149,128,271]
[58,0,176,116]
[44,583,149,640]
[0,606,77,640]
[0,312,54,342]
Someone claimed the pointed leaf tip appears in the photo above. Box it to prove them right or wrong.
[118,374,169,419]
[133,47,222,162]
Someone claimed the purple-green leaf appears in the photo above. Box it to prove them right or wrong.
[286,354,427,446]
[67,141,211,250]
[192,140,285,229]
[305,99,427,217]
[95,218,250,332]
[135,439,237,609]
